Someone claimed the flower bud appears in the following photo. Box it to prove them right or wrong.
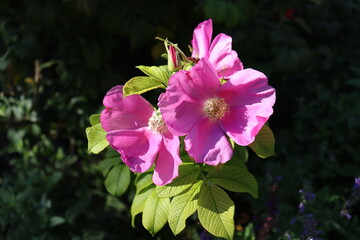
[165,41,182,71]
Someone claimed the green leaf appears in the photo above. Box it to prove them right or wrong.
[50,216,65,227]
[95,157,120,177]
[104,164,130,196]
[86,123,109,154]
[123,76,165,97]
[198,185,235,240]
[89,113,100,125]
[136,65,171,85]
[248,124,275,158]
[131,185,155,227]
[207,166,258,198]
[230,139,249,163]
[135,172,154,194]
[168,180,203,235]
[156,164,200,198]
[142,190,171,236]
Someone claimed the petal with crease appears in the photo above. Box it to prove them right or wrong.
[153,131,182,185]
[106,127,162,173]
[191,19,213,59]
[100,85,154,132]
[184,118,233,165]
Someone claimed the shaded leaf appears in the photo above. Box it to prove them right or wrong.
[95,157,120,177]
[248,124,275,158]
[104,164,130,196]
[135,172,154,194]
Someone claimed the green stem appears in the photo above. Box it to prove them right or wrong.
[155,37,191,63]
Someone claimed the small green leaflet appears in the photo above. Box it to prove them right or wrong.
[89,113,100,125]
[95,157,120,177]
[168,180,203,235]
[123,65,171,97]
[86,123,109,154]
[123,76,164,97]
[248,124,276,158]
[131,185,155,227]
[229,139,249,163]
[142,190,171,236]
[156,164,200,198]
[134,172,154,194]
[136,65,171,85]
[198,185,235,240]
[104,164,130,197]
[207,165,258,198]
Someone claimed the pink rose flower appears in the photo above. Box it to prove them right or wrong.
[191,19,244,79]
[158,59,275,165]
[100,85,182,185]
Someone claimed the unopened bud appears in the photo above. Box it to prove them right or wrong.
[165,41,182,72]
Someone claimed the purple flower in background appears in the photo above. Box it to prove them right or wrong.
[302,214,321,240]
[340,176,360,220]
[298,189,316,213]
[287,182,321,239]
[200,229,213,240]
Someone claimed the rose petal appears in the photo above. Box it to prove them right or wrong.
[208,33,232,61]
[106,127,162,173]
[100,85,154,132]
[219,106,271,146]
[187,58,221,99]
[159,59,220,136]
[217,68,276,108]
[184,118,233,165]
[158,84,203,136]
[210,50,244,78]
[152,131,182,186]
[217,69,275,146]
[191,19,213,59]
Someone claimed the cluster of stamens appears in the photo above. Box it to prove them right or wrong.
[203,97,229,120]
[148,111,166,133]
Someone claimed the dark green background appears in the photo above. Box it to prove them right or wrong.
[1,0,360,239]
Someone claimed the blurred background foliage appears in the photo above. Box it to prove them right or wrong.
[1,0,360,239]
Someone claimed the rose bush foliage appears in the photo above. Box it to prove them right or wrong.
[86,19,276,239]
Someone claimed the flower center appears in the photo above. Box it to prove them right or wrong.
[148,111,166,133]
[203,97,229,120]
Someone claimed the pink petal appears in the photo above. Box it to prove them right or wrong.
[219,106,271,146]
[207,33,243,78]
[100,85,154,132]
[106,127,162,173]
[159,59,220,136]
[152,131,182,186]
[158,84,202,136]
[191,19,213,59]
[184,118,233,165]
[211,50,244,78]
[216,68,276,108]
[187,58,221,99]
[208,33,232,61]
[216,68,275,145]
